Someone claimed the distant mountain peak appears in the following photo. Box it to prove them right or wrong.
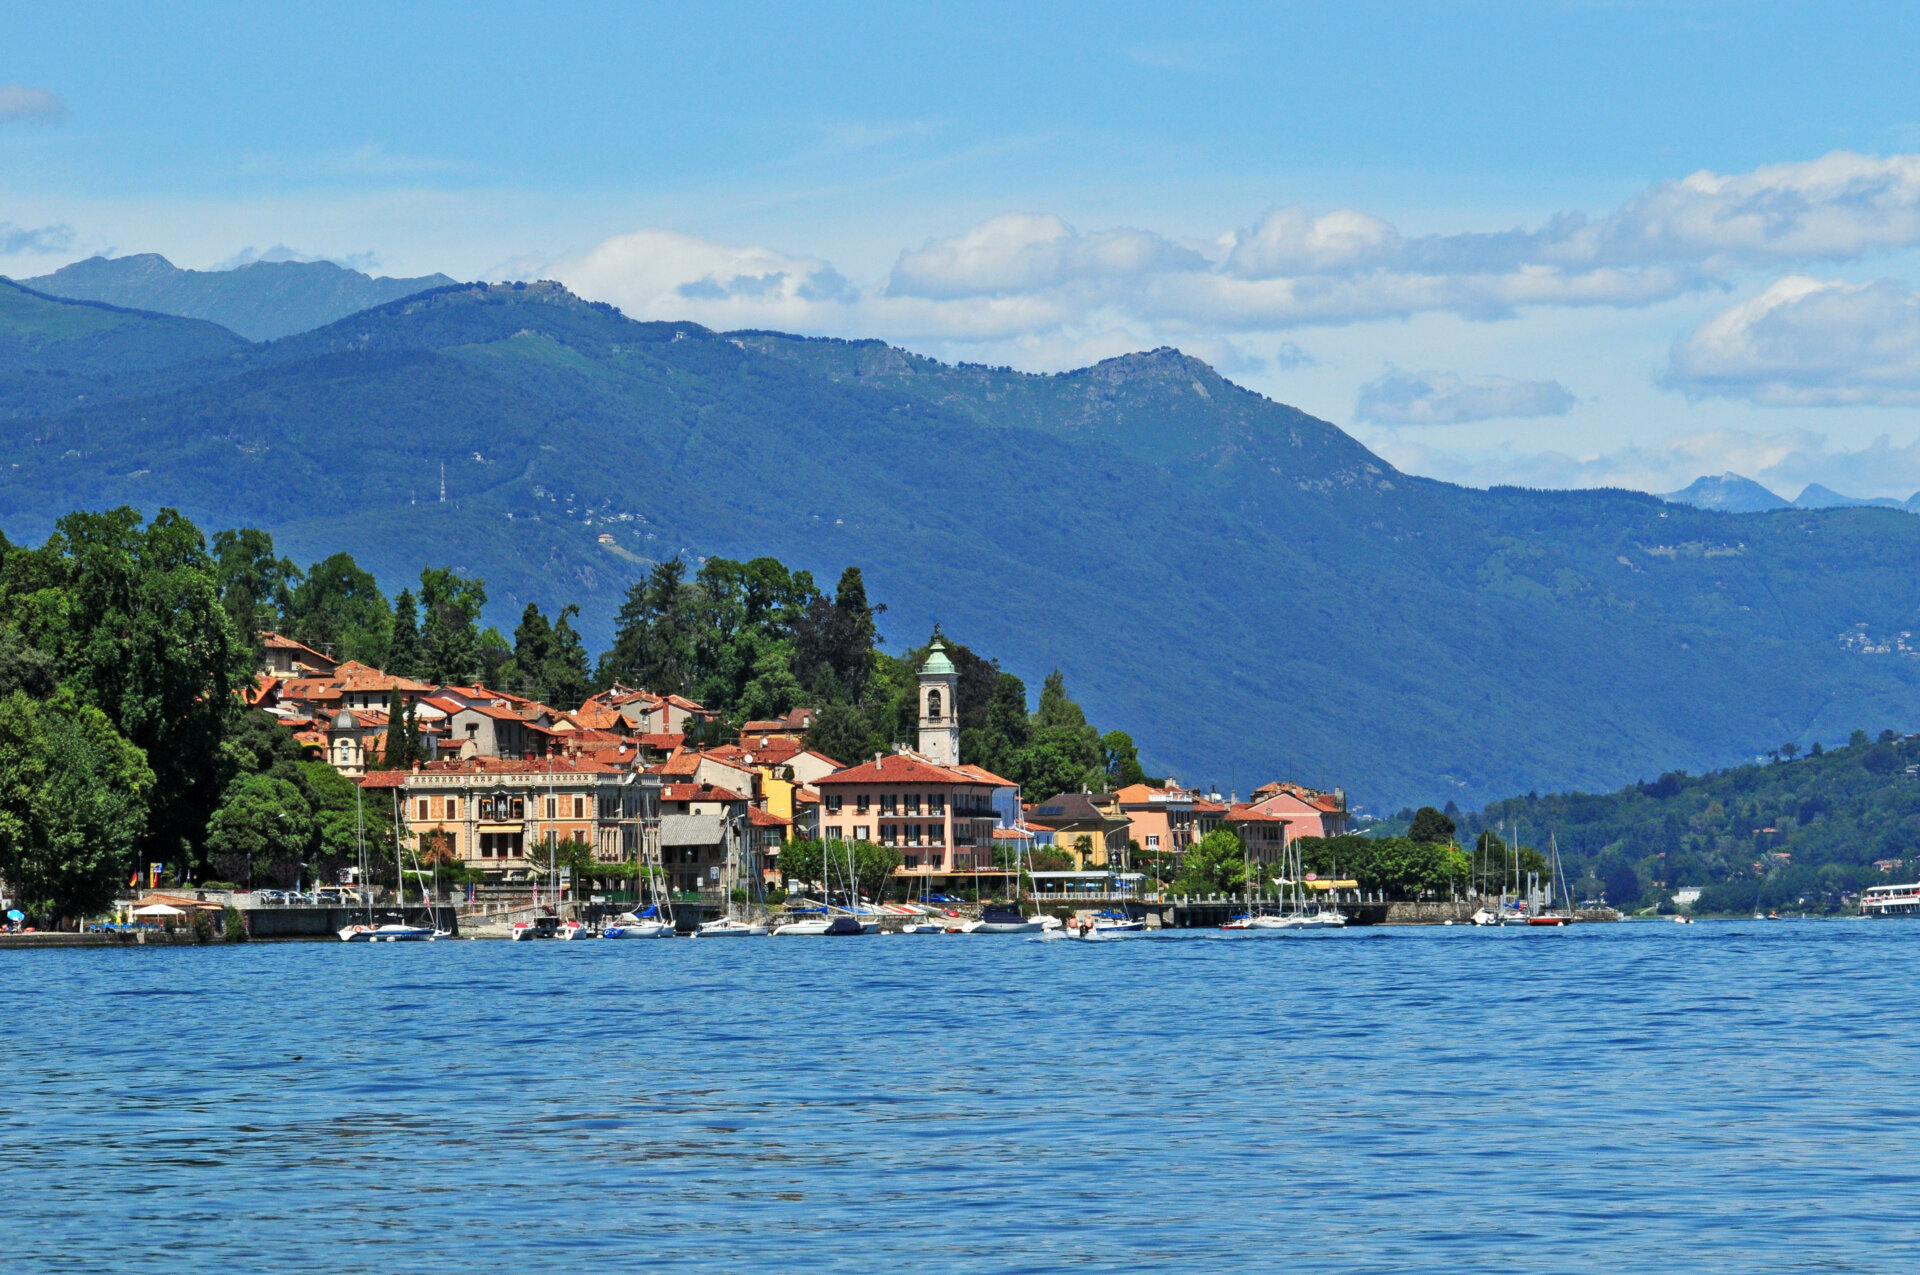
[1663,473,1791,513]
[23,253,459,341]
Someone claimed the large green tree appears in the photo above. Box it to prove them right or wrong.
[0,689,154,921]
[1173,828,1248,895]
[204,773,316,889]
[0,507,249,875]
[211,527,301,644]
[416,566,487,685]
[284,552,390,666]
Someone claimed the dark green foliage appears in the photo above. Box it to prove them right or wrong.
[223,904,247,942]
[387,589,421,679]
[1173,828,1248,895]
[0,507,249,874]
[417,566,487,685]
[1102,731,1147,789]
[211,526,300,643]
[0,688,154,922]
[1477,730,1920,914]
[508,602,592,707]
[1296,835,1472,900]
[284,552,389,666]
[1407,806,1457,843]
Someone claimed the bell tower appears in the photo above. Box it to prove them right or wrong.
[917,635,959,766]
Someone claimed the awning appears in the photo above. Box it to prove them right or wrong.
[130,903,186,917]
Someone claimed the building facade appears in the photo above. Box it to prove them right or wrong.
[813,753,1001,882]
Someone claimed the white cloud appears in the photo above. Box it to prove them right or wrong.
[1355,370,1575,425]
[1666,275,1920,406]
[550,229,859,330]
[0,85,68,124]
[0,222,74,255]
[539,152,1920,375]
[1369,426,1920,502]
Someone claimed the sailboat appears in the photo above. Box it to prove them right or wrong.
[1526,833,1576,926]
[339,782,437,941]
[699,810,769,936]
[1224,837,1345,932]
[774,837,874,935]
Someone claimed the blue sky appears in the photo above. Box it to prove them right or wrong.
[7,1,1920,496]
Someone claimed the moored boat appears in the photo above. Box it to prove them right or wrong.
[696,916,769,937]
[339,922,436,942]
[966,902,1044,935]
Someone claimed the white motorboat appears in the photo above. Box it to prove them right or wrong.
[899,921,953,934]
[696,917,768,937]
[965,902,1044,935]
[772,916,832,936]
[338,922,436,942]
[553,919,592,940]
[511,916,562,941]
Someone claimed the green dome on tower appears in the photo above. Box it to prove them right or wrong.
[920,635,956,677]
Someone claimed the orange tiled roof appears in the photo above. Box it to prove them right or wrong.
[747,807,792,827]
[814,754,990,787]
[660,782,747,803]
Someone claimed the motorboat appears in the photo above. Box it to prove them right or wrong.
[553,919,593,940]
[1092,910,1147,934]
[510,915,563,941]
[771,907,874,936]
[772,916,832,936]
[965,903,1044,935]
[696,916,769,937]
[899,921,954,934]
[338,922,436,942]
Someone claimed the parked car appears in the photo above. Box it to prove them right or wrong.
[285,891,313,905]
[257,889,287,905]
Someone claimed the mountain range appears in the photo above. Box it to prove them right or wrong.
[23,254,458,342]
[1664,472,1920,514]
[5,269,1920,812]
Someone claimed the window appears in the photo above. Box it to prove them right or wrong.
[418,798,429,821]
[905,793,920,815]
[904,854,919,870]
[854,826,869,842]
[826,794,843,814]
[1146,834,1160,849]
[881,824,896,845]
[546,796,556,820]
[930,823,945,845]
[574,795,585,819]
[825,825,842,841]
[930,793,945,815]
[912,824,926,845]
[881,794,896,815]
[927,688,942,720]
[511,797,525,820]
[856,794,870,814]
[445,797,458,820]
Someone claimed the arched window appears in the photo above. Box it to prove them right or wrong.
[926,689,942,721]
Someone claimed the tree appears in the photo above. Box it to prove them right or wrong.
[1102,730,1147,789]
[599,559,696,694]
[211,527,301,643]
[1173,828,1247,895]
[285,552,389,665]
[204,773,315,889]
[803,703,875,767]
[417,567,487,685]
[388,589,422,679]
[0,508,249,877]
[1407,806,1457,843]
[0,689,153,922]
[1604,864,1642,908]
[792,566,881,701]
[379,689,423,770]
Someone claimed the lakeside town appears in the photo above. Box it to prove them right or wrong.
[10,622,1621,943]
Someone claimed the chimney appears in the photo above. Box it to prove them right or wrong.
[874,752,883,770]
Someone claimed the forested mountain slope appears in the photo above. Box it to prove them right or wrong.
[3,278,1919,809]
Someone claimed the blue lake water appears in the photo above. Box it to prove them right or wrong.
[4,921,1918,1271]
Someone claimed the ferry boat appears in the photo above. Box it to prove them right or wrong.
[1861,882,1920,917]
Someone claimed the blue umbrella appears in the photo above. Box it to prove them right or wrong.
[6,909,22,922]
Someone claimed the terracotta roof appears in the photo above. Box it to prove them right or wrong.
[659,751,704,776]
[418,756,626,775]
[636,732,685,750]
[660,782,747,803]
[748,807,792,827]
[1191,799,1228,814]
[1114,782,1194,804]
[951,763,1018,788]
[359,771,411,789]
[1227,804,1292,824]
[570,703,622,730]
[261,632,336,665]
[814,753,989,787]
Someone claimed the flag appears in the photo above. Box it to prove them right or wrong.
[149,863,162,889]
[129,869,140,888]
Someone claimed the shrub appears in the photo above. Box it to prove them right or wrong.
[192,911,215,944]
[223,906,248,942]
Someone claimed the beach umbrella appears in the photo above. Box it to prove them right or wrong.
[130,903,186,917]
[5,909,21,922]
